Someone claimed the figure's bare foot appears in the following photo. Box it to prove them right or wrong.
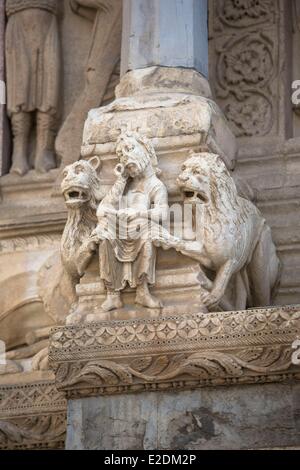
[101,292,123,312]
[10,155,30,176]
[35,150,56,173]
[135,283,163,309]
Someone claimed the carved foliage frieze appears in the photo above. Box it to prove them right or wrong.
[0,414,66,450]
[0,235,61,253]
[49,307,300,399]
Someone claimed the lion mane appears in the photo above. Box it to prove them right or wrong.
[38,157,103,324]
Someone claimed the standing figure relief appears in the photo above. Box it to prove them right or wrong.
[6,0,61,175]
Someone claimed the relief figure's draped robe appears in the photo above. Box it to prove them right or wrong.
[6,0,60,116]
[99,174,168,291]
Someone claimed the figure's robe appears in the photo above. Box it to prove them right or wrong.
[99,174,168,290]
[6,0,60,116]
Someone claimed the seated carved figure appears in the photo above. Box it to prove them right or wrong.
[93,131,169,312]
[158,152,281,311]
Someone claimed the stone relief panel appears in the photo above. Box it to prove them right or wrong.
[2,0,122,178]
[55,129,281,324]
[209,0,289,142]
[6,0,61,175]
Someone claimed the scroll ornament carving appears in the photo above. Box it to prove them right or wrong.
[0,380,66,450]
[54,346,294,391]
[215,33,274,137]
[212,0,278,137]
[49,307,300,397]
[217,0,274,28]
[218,34,273,91]
[224,94,273,137]
[0,414,66,450]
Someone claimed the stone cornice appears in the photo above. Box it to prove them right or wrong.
[49,306,300,399]
[0,372,67,450]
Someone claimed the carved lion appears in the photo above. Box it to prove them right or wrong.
[38,157,103,323]
[166,152,281,310]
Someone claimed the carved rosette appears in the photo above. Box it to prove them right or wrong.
[49,306,300,399]
[0,375,66,450]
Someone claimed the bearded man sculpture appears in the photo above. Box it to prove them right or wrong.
[93,132,169,312]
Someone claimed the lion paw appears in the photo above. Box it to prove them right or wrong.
[201,290,221,309]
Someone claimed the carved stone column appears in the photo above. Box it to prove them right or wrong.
[121,0,208,77]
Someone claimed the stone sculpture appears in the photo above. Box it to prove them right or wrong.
[55,0,121,174]
[93,131,169,312]
[157,152,281,310]
[5,0,60,175]
[60,157,103,280]
[38,157,103,326]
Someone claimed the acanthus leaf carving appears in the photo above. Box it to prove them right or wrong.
[53,345,297,398]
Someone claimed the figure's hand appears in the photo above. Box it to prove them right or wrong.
[114,163,128,179]
[91,226,105,242]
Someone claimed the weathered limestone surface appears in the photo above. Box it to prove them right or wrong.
[66,383,300,450]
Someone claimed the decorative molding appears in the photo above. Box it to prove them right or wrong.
[49,306,300,399]
[214,0,275,30]
[0,380,66,418]
[0,234,61,253]
[0,414,66,450]
[0,375,66,450]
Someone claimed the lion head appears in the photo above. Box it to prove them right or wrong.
[61,157,103,211]
[61,157,103,269]
[177,152,249,224]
